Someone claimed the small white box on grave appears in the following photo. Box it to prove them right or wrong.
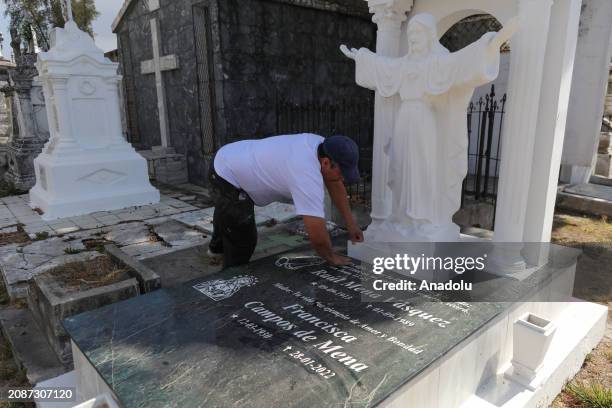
[507,312,556,389]
[29,19,159,220]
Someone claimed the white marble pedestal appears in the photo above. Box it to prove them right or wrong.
[28,21,159,220]
[30,147,159,220]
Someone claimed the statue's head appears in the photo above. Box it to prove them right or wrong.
[407,13,444,56]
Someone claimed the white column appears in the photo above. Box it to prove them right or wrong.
[493,0,554,268]
[103,76,129,146]
[524,0,582,246]
[560,0,612,184]
[44,78,80,155]
[366,0,412,236]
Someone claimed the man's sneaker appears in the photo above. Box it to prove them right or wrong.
[207,247,223,262]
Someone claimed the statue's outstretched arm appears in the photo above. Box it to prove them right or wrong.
[340,44,360,60]
[488,17,519,53]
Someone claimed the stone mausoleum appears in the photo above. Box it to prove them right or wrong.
[112,0,376,185]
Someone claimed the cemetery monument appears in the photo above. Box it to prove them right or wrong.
[341,13,516,242]
[29,1,159,220]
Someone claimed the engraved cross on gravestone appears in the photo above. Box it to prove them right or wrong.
[141,18,179,150]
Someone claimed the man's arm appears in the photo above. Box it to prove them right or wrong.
[324,179,364,243]
[303,216,351,265]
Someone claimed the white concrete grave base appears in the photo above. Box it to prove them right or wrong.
[66,301,606,408]
[460,302,606,408]
[30,149,159,221]
[377,301,607,408]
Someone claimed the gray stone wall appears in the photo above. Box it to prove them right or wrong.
[116,0,375,186]
[218,0,375,143]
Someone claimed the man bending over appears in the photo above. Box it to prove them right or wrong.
[208,133,364,268]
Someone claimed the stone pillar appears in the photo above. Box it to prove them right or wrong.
[560,0,612,184]
[523,0,582,264]
[3,54,48,191]
[594,130,612,178]
[0,83,10,142]
[492,0,554,268]
[0,84,11,171]
[365,0,412,238]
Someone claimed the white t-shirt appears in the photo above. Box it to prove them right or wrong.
[214,133,325,218]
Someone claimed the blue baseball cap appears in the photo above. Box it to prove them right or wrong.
[322,135,360,184]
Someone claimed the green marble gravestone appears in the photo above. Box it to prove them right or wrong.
[63,245,518,408]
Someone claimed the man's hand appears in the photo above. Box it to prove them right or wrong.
[347,222,364,244]
[324,178,364,246]
[303,216,350,266]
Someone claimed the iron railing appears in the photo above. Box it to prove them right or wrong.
[464,85,507,226]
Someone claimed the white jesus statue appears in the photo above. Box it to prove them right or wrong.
[341,13,518,242]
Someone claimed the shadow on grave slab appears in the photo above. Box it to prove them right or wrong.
[141,224,326,287]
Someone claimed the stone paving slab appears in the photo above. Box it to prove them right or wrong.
[153,220,209,247]
[0,221,209,297]
[103,222,151,247]
[0,193,206,239]
[0,226,18,234]
[0,187,307,299]
[170,203,298,234]
[171,209,214,233]
[1,250,102,298]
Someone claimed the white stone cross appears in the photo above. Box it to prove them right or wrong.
[141,18,179,149]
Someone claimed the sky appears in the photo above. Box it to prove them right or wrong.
[0,0,124,59]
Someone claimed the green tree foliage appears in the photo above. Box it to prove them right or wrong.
[2,0,100,55]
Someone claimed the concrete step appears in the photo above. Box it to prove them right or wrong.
[557,183,612,217]
[0,307,69,384]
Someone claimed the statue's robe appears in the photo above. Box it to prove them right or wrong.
[354,33,500,226]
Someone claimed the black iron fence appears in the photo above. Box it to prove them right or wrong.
[275,85,507,228]
[275,98,373,207]
[463,85,507,226]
